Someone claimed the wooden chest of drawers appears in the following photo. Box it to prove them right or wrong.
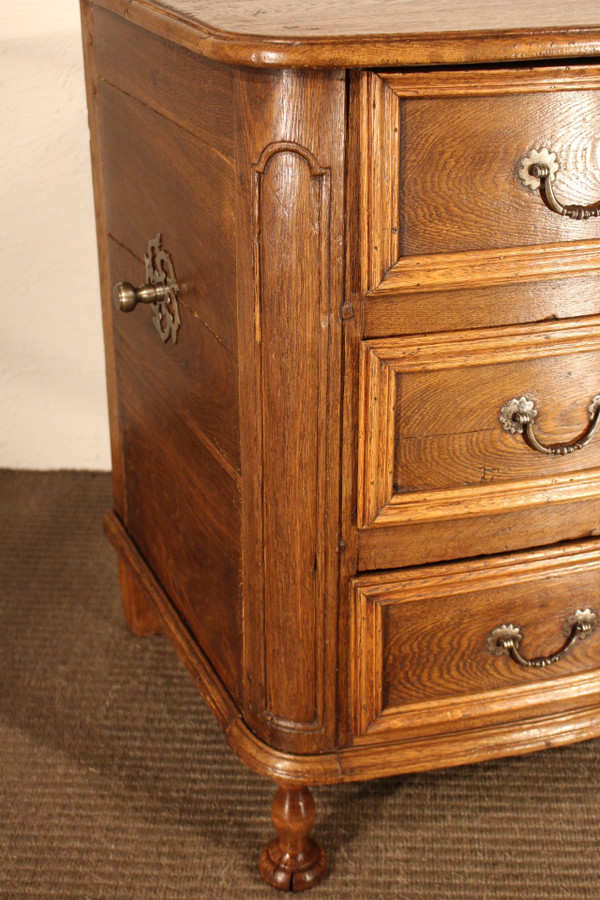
[81,0,600,890]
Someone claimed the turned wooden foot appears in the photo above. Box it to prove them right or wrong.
[118,560,162,637]
[259,786,328,892]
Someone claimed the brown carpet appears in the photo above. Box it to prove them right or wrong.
[1,469,600,899]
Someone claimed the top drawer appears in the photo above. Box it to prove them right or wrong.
[362,65,600,297]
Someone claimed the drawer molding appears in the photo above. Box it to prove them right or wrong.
[361,67,600,295]
[369,470,600,526]
[367,239,600,300]
[351,541,600,740]
[377,64,600,98]
[354,662,600,743]
[358,316,600,528]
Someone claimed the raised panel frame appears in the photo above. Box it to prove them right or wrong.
[358,316,600,530]
[351,541,600,740]
[360,66,600,332]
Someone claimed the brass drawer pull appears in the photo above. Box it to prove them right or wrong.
[518,147,600,220]
[499,394,600,455]
[111,234,181,344]
[487,609,597,668]
[113,281,169,312]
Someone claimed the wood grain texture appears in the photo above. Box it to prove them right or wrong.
[108,238,240,474]
[334,71,364,750]
[104,510,340,784]
[357,71,600,298]
[259,786,328,891]
[357,341,395,526]
[115,339,243,700]
[361,68,600,299]
[91,12,243,699]
[365,271,600,338]
[97,81,237,352]
[359,72,400,294]
[397,89,600,256]
[94,0,600,37]
[380,64,600,98]
[94,6,235,156]
[381,575,600,707]
[84,7,600,883]
[255,140,329,730]
[234,68,345,753]
[360,317,600,527]
[352,541,600,738]
[395,350,600,493]
[358,495,600,571]
[93,0,600,68]
[117,557,163,636]
[368,240,600,300]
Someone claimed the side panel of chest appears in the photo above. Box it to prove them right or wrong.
[90,7,348,752]
[92,7,243,701]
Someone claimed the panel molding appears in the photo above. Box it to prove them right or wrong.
[252,140,330,343]
[359,316,600,528]
[351,541,600,738]
[234,69,346,754]
[253,138,330,734]
[378,63,600,98]
[359,72,400,295]
[245,121,342,742]
[361,68,600,300]
[369,239,600,299]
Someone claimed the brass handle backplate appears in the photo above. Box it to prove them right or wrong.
[486,609,597,668]
[112,234,181,344]
[499,394,600,455]
[518,147,600,219]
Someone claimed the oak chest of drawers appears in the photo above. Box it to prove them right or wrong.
[81,0,600,889]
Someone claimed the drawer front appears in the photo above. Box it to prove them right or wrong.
[373,66,600,260]
[358,316,600,568]
[351,541,600,741]
[361,66,600,333]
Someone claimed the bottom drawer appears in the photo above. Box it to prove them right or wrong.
[351,540,600,741]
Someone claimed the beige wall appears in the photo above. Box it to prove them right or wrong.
[1,2,111,469]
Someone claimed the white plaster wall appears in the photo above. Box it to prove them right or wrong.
[0,2,111,469]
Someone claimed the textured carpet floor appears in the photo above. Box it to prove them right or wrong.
[1,470,600,899]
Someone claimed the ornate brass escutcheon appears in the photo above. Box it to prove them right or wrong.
[112,234,181,344]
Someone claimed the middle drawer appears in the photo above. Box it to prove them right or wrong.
[358,316,600,570]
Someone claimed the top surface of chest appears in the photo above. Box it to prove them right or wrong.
[99,0,600,36]
[93,0,600,68]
